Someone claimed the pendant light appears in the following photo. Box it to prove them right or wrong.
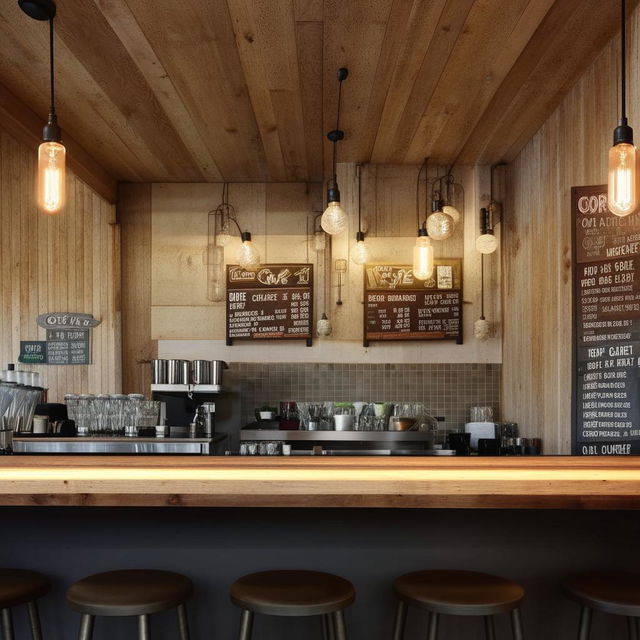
[474,253,491,341]
[20,0,66,215]
[426,173,455,241]
[608,0,638,217]
[351,164,370,265]
[412,158,434,281]
[321,68,349,235]
[441,174,461,225]
[476,165,501,254]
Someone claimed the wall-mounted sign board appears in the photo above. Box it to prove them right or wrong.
[363,262,463,347]
[572,185,640,455]
[19,313,99,365]
[226,264,314,346]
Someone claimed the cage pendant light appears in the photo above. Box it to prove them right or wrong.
[608,0,638,217]
[321,68,349,235]
[412,158,434,281]
[20,0,66,215]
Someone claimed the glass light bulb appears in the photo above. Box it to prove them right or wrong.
[317,314,332,337]
[38,141,66,214]
[442,204,461,225]
[352,240,370,266]
[609,142,638,216]
[321,201,348,235]
[236,239,260,271]
[476,233,499,254]
[474,318,491,341]
[216,230,231,247]
[412,235,434,280]
[426,211,454,240]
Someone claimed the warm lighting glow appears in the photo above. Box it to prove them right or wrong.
[608,142,638,216]
[321,201,348,235]
[413,233,434,280]
[474,318,491,341]
[317,313,332,337]
[442,204,461,225]
[216,229,231,247]
[236,233,260,271]
[352,240,369,266]
[476,233,499,254]
[37,141,65,214]
[426,211,454,240]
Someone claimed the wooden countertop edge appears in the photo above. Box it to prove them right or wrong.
[0,456,638,508]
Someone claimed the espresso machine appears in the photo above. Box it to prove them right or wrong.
[150,359,226,437]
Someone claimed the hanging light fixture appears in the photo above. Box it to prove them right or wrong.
[352,164,370,265]
[412,158,434,281]
[236,232,260,271]
[608,0,638,217]
[426,172,454,241]
[321,68,349,235]
[476,165,502,254]
[19,0,66,215]
[474,252,491,341]
[441,173,461,225]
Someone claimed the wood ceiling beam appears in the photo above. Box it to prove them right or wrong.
[93,0,223,182]
[0,82,117,203]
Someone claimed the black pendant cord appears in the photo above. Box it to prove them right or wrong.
[416,158,428,229]
[326,68,348,188]
[357,163,362,234]
[49,17,55,118]
[622,0,627,122]
[480,253,485,320]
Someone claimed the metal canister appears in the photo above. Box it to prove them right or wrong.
[151,359,168,384]
[191,360,211,385]
[210,360,229,387]
[167,360,189,385]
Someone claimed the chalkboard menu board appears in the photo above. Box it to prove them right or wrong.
[572,185,640,455]
[226,264,313,346]
[363,262,463,347]
[45,328,91,365]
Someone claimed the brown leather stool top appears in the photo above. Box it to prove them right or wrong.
[563,571,640,617]
[67,570,193,617]
[0,569,50,609]
[394,570,524,616]
[230,570,355,616]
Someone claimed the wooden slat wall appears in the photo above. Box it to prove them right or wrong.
[502,21,626,453]
[0,127,121,402]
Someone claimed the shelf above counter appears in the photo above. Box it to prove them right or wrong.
[151,384,221,393]
[240,429,434,442]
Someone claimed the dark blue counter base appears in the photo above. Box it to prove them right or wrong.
[1,508,637,640]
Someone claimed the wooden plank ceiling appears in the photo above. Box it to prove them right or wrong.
[0,0,631,186]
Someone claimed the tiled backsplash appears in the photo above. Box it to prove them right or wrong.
[226,362,501,436]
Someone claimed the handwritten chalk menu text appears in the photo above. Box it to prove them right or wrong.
[363,262,462,347]
[226,264,313,346]
[573,185,640,455]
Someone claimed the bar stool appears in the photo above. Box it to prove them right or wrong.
[230,570,355,640]
[563,571,640,639]
[392,570,525,639]
[66,569,192,640]
[0,569,50,640]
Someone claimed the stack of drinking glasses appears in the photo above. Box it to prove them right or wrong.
[0,382,42,432]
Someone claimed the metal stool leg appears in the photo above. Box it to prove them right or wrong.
[78,614,94,640]
[392,601,407,640]
[27,602,42,640]
[138,614,150,640]
[333,610,347,640]
[427,612,439,640]
[177,604,190,640]
[629,617,638,640]
[322,615,330,640]
[238,609,253,640]
[511,609,524,640]
[484,616,496,640]
[578,607,592,640]
[1,609,14,640]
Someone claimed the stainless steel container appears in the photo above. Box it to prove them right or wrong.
[191,360,211,385]
[167,359,189,385]
[210,360,228,387]
[151,359,168,384]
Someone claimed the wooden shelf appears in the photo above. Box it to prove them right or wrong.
[0,456,639,509]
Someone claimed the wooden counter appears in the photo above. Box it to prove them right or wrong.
[0,456,640,509]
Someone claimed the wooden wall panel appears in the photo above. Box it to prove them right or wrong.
[119,183,155,395]
[0,128,121,402]
[502,18,628,453]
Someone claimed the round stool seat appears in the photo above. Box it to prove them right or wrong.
[230,570,355,616]
[394,570,524,616]
[0,569,50,608]
[563,571,640,617]
[66,570,192,617]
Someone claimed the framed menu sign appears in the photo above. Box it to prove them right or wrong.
[572,185,640,455]
[363,261,463,347]
[226,264,313,346]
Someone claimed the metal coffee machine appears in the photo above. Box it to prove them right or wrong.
[150,359,226,436]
